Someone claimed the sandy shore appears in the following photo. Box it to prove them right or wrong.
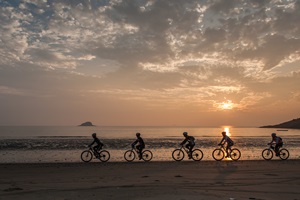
[0,160,300,200]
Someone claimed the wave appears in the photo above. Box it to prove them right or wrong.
[0,136,299,150]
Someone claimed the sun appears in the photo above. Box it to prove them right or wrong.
[218,100,234,110]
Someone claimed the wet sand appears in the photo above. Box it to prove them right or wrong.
[0,160,299,200]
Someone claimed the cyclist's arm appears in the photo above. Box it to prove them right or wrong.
[219,137,225,145]
[180,138,187,146]
[98,139,104,146]
[268,139,275,145]
[89,140,95,147]
[131,139,138,147]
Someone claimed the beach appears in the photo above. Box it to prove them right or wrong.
[0,160,299,200]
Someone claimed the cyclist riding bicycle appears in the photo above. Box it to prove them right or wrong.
[89,133,104,157]
[218,131,234,158]
[268,133,283,156]
[131,132,145,160]
[180,132,195,159]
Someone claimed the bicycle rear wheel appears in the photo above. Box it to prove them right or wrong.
[172,149,184,161]
[230,148,241,161]
[212,148,224,161]
[124,150,135,162]
[262,149,273,160]
[191,149,203,161]
[279,148,289,160]
[81,150,93,162]
[142,150,153,162]
[99,150,110,162]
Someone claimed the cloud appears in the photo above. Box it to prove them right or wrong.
[0,86,26,96]
[0,0,300,125]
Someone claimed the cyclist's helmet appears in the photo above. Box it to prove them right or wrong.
[222,131,226,136]
[136,132,141,137]
[271,133,276,137]
[183,132,188,137]
[92,133,96,137]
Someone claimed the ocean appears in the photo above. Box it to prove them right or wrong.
[0,126,299,163]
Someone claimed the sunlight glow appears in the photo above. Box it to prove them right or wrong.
[214,99,236,111]
[220,100,234,110]
[224,127,231,137]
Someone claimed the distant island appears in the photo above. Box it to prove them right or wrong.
[79,121,94,126]
[260,118,300,129]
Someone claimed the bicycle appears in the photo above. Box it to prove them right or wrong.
[124,147,153,162]
[212,144,241,161]
[262,144,289,160]
[172,145,203,161]
[80,146,110,162]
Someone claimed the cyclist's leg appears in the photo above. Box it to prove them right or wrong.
[136,145,142,159]
[226,143,233,157]
[93,145,97,153]
[186,143,192,158]
[190,142,195,152]
[275,144,279,156]
[275,143,283,156]
[93,145,100,157]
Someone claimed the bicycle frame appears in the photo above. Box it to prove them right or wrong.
[172,145,203,162]
[124,146,153,162]
[218,144,231,153]
[266,144,275,152]
[131,147,143,155]
[81,146,110,162]
[262,143,289,161]
[179,145,192,155]
[212,143,241,161]
[89,146,101,156]
[264,143,284,156]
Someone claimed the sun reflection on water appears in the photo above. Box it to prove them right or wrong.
[223,127,231,137]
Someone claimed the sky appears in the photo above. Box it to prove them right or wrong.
[0,0,299,126]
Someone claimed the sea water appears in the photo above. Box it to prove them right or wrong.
[0,126,299,163]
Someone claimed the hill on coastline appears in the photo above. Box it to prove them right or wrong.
[260,118,300,129]
[79,121,94,126]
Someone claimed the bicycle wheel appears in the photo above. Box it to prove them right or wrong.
[172,149,185,161]
[262,149,273,160]
[212,148,224,161]
[279,148,289,160]
[99,150,110,162]
[230,148,241,161]
[191,149,203,161]
[142,150,153,162]
[124,150,135,162]
[81,150,93,162]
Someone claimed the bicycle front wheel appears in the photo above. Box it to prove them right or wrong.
[262,149,273,160]
[230,148,241,161]
[142,150,153,162]
[279,148,289,160]
[212,148,224,161]
[172,149,184,161]
[124,150,135,162]
[192,149,203,161]
[81,150,93,162]
[99,150,110,162]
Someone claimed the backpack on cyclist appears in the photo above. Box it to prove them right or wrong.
[189,136,195,142]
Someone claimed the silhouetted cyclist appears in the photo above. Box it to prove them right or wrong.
[89,133,104,157]
[218,131,234,158]
[269,133,283,156]
[180,132,195,159]
[131,132,145,160]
